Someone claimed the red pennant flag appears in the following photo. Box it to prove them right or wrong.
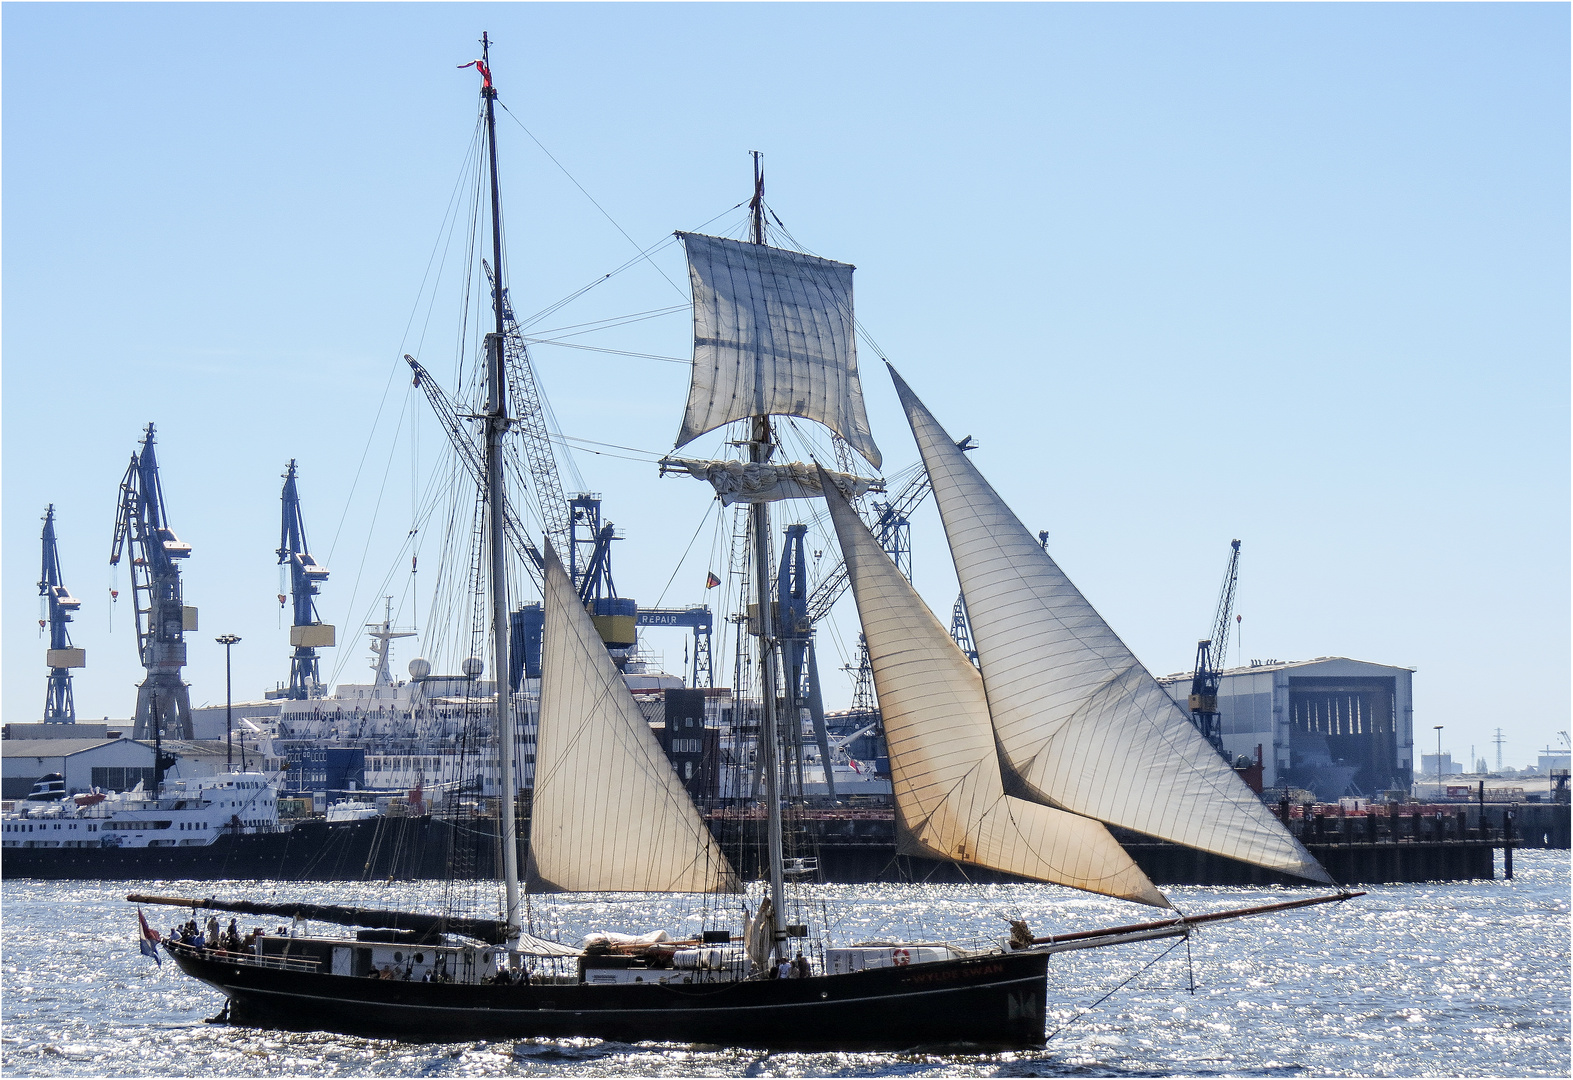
[705,572,721,589]
[458,59,493,89]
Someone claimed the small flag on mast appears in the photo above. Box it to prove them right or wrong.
[705,572,721,589]
[137,908,162,966]
[458,59,493,89]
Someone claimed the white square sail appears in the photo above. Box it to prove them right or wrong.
[675,232,881,469]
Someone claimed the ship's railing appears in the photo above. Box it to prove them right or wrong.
[167,942,321,973]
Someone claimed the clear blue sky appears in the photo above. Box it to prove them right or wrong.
[4,3,1567,769]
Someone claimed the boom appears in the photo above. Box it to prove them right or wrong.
[405,354,544,588]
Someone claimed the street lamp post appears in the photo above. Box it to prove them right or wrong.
[1434,724,1444,796]
[217,634,241,769]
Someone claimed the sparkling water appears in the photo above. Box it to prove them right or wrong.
[2,852,1567,1076]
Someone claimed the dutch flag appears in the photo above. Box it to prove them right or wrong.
[137,908,162,966]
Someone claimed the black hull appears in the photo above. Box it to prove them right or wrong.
[168,944,1051,1050]
[0,816,464,881]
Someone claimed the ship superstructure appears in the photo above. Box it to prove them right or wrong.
[3,769,280,850]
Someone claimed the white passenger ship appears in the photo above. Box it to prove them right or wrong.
[1,769,281,850]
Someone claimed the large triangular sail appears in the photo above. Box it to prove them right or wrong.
[889,367,1330,883]
[531,544,740,893]
[674,232,881,469]
[821,468,1170,907]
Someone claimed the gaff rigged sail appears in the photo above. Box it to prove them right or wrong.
[674,232,881,469]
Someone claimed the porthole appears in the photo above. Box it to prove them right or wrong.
[414,952,425,964]
[393,951,404,963]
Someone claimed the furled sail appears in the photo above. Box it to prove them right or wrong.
[532,543,740,893]
[674,232,881,469]
[659,456,880,506]
[888,367,1331,884]
[821,467,1170,907]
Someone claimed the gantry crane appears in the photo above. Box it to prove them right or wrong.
[278,460,335,698]
[40,505,84,723]
[1188,539,1241,755]
[779,524,837,797]
[110,424,196,739]
[948,595,978,666]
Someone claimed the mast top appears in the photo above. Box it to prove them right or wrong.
[459,34,495,95]
[749,151,765,246]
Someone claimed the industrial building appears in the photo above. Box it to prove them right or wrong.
[1,738,157,799]
[1158,657,1414,801]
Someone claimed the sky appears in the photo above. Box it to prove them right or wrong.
[3,2,1567,770]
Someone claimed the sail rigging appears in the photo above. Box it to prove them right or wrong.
[821,468,1169,907]
[658,456,878,505]
[673,231,881,469]
[887,365,1331,883]
[531,543,740,893]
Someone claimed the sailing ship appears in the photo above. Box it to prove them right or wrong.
[135,36,1354,1051]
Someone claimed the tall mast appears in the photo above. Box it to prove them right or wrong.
[476,30,521,945]
[747,151,788,962]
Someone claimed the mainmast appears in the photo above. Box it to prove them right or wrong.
[746,152,789,964]
[473,31,521,946]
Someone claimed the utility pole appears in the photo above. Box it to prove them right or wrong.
[217,634,240,767]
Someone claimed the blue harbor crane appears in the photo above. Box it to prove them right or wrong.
[110,424,196,740]
[39,504,84,723]
[636,606,713,688]
[948,595,978,667]
[569,494,618,603]
[1189,539,1242,755]
[779,524,837,798]
[277,460,334,698]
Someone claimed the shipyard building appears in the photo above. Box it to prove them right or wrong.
[1158,657,1415,801]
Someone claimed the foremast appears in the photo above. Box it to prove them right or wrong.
[473,31,521,947]
[745,153,789,965]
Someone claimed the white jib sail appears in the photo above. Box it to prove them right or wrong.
[821,467,1170,907]
[533,544,740,893]
[889,367,1331,884]
[674,232,881,469]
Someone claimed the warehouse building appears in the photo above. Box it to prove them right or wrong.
[1,738,157,799]
[1158,657,1414,801]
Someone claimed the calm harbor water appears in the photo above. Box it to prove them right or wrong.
[2,853,1567,1077]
